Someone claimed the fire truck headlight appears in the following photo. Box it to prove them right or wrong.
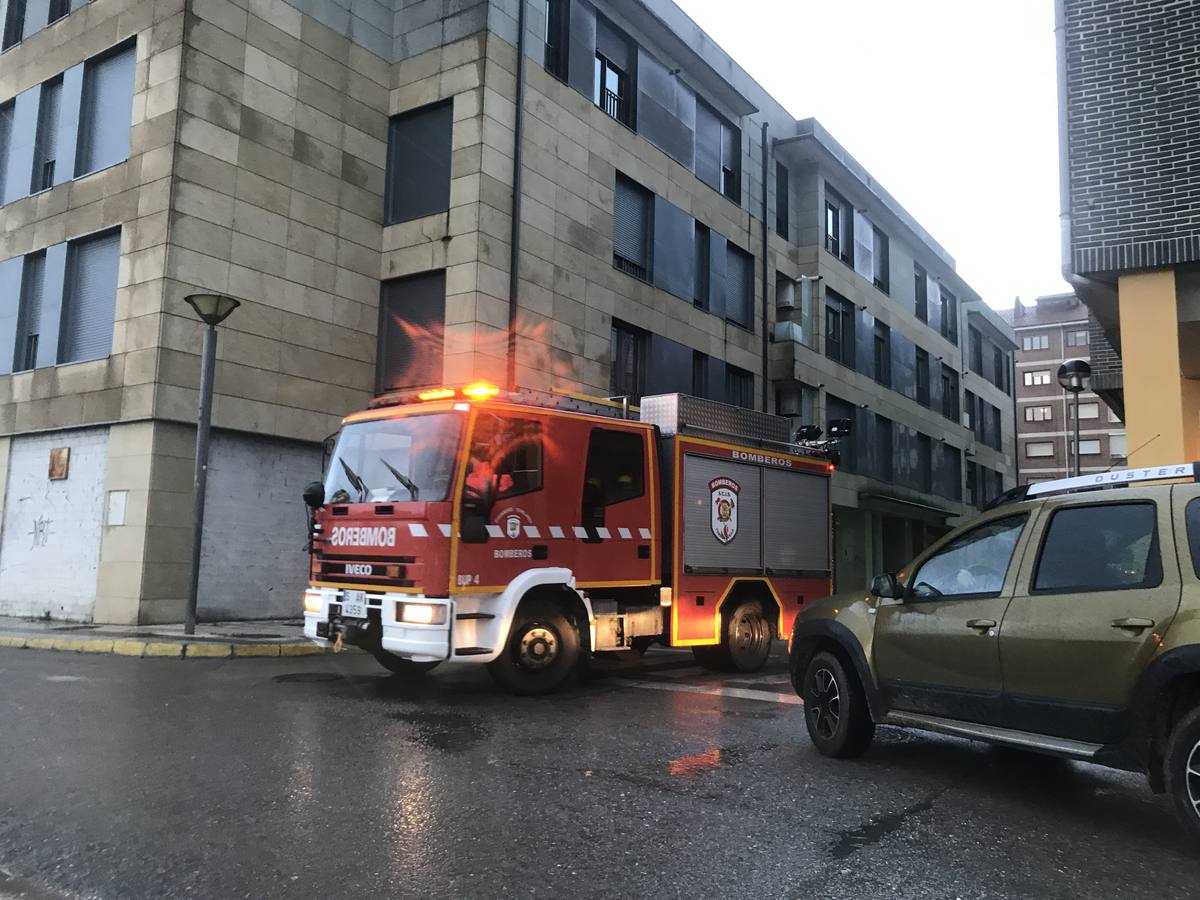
[398,602,447,626]
[303,590,323,614]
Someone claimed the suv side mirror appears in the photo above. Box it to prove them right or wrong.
[870,573,903,600]
[303,481,326,509]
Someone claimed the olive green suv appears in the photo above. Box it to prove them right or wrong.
[789,463,1200,839]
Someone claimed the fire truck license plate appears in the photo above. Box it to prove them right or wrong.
[340,590,368,619]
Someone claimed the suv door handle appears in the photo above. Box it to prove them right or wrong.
[1111,617,1154,631]
[966,619,996,631]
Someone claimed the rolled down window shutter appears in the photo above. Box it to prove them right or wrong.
[59,228,120,364]
[725,244,751,326]
[14,251,45,370]
[75,42,134,176]
[853,211,874,281]
[613,175,648,268]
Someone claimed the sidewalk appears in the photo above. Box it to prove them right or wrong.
[0,616,347,659]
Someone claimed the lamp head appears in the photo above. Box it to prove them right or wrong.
[185,293,240,326]
[1057,358,1091,393]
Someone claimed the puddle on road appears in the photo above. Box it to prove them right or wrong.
[829,795,936,859]
[388,708,489,752]
[273,672,378,685]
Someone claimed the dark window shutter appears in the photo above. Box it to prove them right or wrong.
[775,162,789,237]
[377,270,446,392]
[31,77,60,192]
[59,228,119,364]
[3,0,27,49]
[566,0,596,99]
[644,333,692,396]
[613,175,649,271]
[636,48,695,169]
[596,15,631,71]
[725,243,751,327]
[694,101,721,192]
[854,309,873,380]
[13,250,45,371]
[384,100,453,225]
[75,42,134,176]
[651,194,693,301]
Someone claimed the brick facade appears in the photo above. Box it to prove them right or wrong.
[1063,0,1200,275]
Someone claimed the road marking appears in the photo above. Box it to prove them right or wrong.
[724,674,792,686]
[613,678,802,705]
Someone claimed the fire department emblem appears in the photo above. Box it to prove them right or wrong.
[709,477,740,544]
[505,515,522,539]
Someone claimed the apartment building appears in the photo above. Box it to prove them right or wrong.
[0,0,1015,623]
[1057,0,1200,465]
[1001,292,1126,483]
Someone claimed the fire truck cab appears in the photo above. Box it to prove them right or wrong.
[302,384,836,695]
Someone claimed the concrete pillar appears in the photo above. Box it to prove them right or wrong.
[1117,270,1200,466]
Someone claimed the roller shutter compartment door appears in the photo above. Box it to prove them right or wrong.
[763,468,830,574]
[682,455,762,572]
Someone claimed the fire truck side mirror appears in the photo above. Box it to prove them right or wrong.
[303,481,326,509]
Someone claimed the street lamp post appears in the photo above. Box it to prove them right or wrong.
[183,294,240,635]
[1057,358,1092,478]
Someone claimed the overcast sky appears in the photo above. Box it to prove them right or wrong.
[674,0,1069,310]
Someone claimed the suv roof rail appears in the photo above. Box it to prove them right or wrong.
[985,462,1200,510]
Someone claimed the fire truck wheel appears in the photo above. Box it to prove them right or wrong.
[371,648,441,675]
[487,597,581,696]
[801,650,875,759]
[690,601,773,673]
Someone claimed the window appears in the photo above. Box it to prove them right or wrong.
[964,389,978,433]
[1110,433,1128,458]
[987,405,1002,451]
[874,415,894,482]
[941,364,959,422]
[0,99,11,202]
[969,326,983,374]
[915,348,930,406]
[1071,439,1102,456]
[993,346,1009,394]
[938,444,962,502]
[1066,329,1089,347]
[910,515,1026,599]
[1025,441,1055,458]
[2,0,25,49]
[940,288,958,344]
[724,364,753,409]
[543,0,569,81]
[467,414,544,502]
[825,189,849,263]
[917,433,932,493]
[48,0,69,24]
[825,293,853,367]
[873,321,891,388]
[75,41,136,177]
[826,395,857,474]
[1022,334,1049,351]
[13,251,46,372]
[873,227,889,293]
[384,100,453,225]
[965,462,978,508]
[377,270,446,392]
[719,116,740,203]
[691,351,708,398]
[1034,503,1161,592]
[612,174,651,281]
[696,101,740,203]
[1187,499,1200,579]
[583,428,645,513]
[1070,402,1100,420]
[1024,370,1051,387]
[914,263,928,322]
[610,320,645,400]
[58,228,120,364]
[594,52,632,127]
[1024,405,1052,422]
[725,243,753,328]
[31,77,61,193]
[775,162,789,237]
[693,222,710,309]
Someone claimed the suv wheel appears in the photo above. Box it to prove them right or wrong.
[1164,705,1200,841]
[801,650,875,759]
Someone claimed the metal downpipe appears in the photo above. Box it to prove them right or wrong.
[505,0,528,392]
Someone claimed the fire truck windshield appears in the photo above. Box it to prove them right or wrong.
[324,412,464,504]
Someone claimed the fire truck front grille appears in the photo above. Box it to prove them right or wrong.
[320,559,418,587]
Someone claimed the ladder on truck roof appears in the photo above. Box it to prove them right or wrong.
[986,462,1200,509]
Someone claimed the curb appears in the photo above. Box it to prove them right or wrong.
[0,634,355,659]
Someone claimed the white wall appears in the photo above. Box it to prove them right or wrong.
[0,427,109,620]
[197,432,323,620]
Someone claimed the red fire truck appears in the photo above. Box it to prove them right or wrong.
[302,384,838,694]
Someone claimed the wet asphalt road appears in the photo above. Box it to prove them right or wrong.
[1,646,1198,899]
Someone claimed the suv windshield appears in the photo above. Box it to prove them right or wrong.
[324,412,464,504]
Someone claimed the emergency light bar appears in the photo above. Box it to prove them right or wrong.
[989,462,1200,509]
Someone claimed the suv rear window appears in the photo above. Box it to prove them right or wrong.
[1188,498,1200,578]
[1033,502,1162,592]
